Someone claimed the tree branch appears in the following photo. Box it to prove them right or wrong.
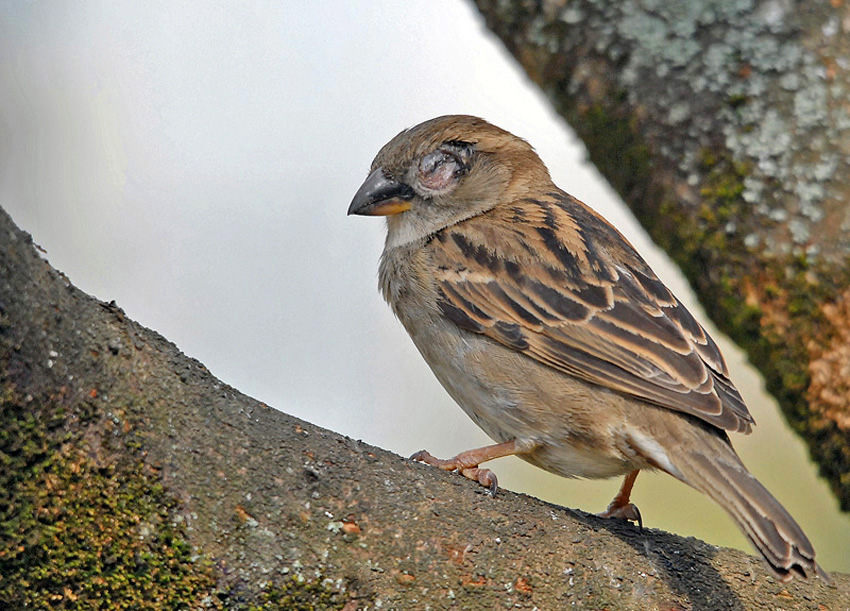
[1,203,846,607]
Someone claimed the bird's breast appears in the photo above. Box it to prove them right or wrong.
[378,242,649,480]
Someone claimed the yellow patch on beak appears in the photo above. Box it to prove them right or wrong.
[365,199,412,216]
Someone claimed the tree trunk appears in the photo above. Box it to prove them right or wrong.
[1,207,847,605]
[472,0,850,512]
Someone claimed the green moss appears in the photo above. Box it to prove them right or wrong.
[698,151,748,215]
[726,93,749,109]
[574,102,652,202]
[0,387,219,610]
[237,578,347,611]
[0,383,355,608]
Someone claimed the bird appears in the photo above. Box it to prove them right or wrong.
[347,114,828,583]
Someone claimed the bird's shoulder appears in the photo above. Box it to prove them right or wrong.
[426,191,641,300]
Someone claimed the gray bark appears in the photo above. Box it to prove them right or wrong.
[1,202,847,607]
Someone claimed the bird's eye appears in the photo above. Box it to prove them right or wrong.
[418,145,470,193]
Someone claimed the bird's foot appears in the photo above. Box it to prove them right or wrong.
[410,440,535,496]
[410,449,499,495]
[409,440,534,496]
[597,501,643,528]
[597,469,643,527]
[460,466,498,495]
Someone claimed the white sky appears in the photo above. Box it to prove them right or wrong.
[1,1,846,572]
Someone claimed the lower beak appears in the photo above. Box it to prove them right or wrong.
[348,168,414,216]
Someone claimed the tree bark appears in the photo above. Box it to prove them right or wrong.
[1,206,847,605]
[471,0,850,512]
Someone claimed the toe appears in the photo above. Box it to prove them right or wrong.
[459,467,499,495]
[598,503,643,528]
[410,450,455,470]
[410,449,433,462]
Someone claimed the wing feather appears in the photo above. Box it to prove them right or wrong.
[431,193,754,433]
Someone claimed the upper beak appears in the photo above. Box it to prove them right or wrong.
[348,168,415,216]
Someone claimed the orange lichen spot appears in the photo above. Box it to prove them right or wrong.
[809,288,850,430]
[62,588,79,602]
[460,574,486,587]
[445,543,471,565]
[395,572,415,586]
[234,505,253,524]
[515,576,533,595]
[341,516,361,535]
[825,58,838,81]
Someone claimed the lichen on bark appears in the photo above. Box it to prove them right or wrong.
[472,0,850,510]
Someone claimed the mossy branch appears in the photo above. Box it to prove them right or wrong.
[1,201,847,608]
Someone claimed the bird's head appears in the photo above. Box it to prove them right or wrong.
[348,115,553,248]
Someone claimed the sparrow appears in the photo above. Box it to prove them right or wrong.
[348,115,827,583]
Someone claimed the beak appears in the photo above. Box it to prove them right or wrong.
[348,168,415,216]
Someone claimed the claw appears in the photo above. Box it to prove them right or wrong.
[461,467,499,496]
[598,502,643,529]
[410,449,433,463]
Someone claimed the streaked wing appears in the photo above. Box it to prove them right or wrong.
[431,192,753,434]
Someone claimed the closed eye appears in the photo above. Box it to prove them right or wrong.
[418,142,473,193]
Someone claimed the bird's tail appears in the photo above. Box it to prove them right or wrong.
[657,429,829,583]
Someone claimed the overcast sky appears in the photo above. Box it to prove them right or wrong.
[1,1,846,571]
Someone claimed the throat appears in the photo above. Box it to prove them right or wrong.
[384,216,434,250]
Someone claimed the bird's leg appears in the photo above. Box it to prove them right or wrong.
[598,469,642,527]
[410,439,533,496]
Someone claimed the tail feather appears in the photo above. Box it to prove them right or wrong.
[629,420,830,583]
[628,406,829,582]
[672,446,829,583]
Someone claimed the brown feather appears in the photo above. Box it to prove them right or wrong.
[431,193,753,434]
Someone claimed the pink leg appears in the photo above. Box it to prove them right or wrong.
[598,469,642,527]
[410,439,534,496]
